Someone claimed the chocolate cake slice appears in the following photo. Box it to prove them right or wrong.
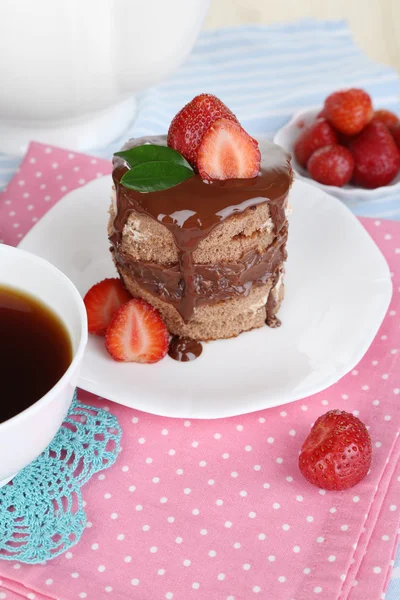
[109,136,292,344]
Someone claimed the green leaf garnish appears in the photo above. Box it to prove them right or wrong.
[120,161,194,193]
[114,144,194,192]
[115,144,192,169]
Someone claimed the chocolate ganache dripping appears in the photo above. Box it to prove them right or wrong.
[110,135,292,324]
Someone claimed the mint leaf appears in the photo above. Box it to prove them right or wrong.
[115,144,195,192]
[114,144,192,170]
[120,161,194,193]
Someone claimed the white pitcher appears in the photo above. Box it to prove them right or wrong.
[0,0,210,155]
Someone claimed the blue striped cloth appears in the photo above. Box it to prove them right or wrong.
[0,18,399,595]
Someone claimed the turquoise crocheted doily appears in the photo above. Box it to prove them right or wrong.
[0,391,121,564]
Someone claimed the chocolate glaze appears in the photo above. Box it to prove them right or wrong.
[168,336,203,362]
[114,226,287,310]
[111,135,292,322]
[266,280,282,327]
[265,266,284,328]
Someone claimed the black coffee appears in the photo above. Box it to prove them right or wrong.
[0,285,72,423]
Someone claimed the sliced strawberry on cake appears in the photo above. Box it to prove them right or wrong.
[167,93,239,167]
[167,93,261,179]
[196,118,261,180]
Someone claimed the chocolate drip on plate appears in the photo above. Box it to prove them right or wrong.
[168,337,203,362]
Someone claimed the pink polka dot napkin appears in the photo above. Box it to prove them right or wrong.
[0,142,399,600]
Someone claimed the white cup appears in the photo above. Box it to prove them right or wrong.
[0,245,88,486]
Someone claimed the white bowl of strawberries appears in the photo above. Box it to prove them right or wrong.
[274,88,400,200]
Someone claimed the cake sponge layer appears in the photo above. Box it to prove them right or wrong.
[109,197,277,265]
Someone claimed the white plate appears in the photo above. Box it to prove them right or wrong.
[19,176,392,419]
[274,107,400,202]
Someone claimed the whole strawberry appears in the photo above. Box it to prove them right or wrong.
[349,120,400,188]
[336,131,357,147]
[299,410,372,491]
[391,123,400,149]
[294,118,338,167]
[324,88,373,135]
[167,94,239,167]
[373,109,399,132]
[307,144,354,187]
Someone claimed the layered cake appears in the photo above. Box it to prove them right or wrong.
[107,95,292,361]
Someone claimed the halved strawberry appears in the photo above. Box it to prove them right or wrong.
[196,118,261,180]
[84,278,131,336]
[167,94,239,168]
[105,298,169,363]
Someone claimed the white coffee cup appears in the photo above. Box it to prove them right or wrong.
[0,244,88,487]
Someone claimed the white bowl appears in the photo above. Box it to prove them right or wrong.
[274,107,400,202]
[0,245,88,487]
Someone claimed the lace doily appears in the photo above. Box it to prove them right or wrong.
[0,391,121,564]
